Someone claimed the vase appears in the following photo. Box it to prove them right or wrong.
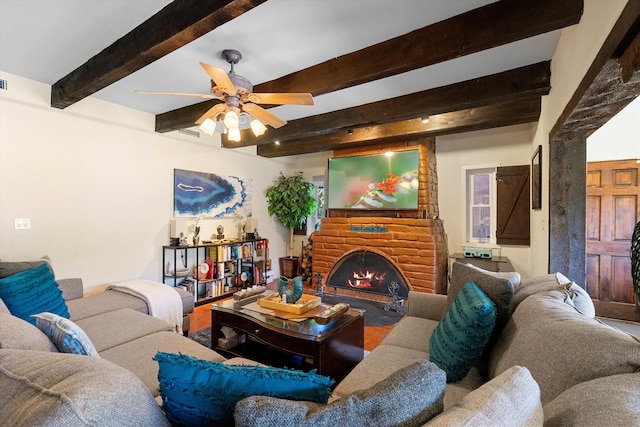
[278,275,304,304]
[193,235,200,246]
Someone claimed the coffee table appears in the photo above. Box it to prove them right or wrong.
[211,297,365,383]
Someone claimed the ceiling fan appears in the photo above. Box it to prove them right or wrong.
[136,49,314,141]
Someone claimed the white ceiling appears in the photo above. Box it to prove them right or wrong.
[0,0,561,124]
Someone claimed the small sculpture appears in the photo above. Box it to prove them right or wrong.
[216,224,224,239]
[278,276,304,304]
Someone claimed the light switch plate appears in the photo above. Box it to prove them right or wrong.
[14,218,30,229]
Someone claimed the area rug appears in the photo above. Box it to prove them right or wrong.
[189,295,404,349]
[190,328,212,348]
[320,294,405,327]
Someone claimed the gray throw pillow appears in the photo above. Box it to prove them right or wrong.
[448,262,516,351]
[0,348,170,426]
[428,365,543,427]
[234,360,446,427]
[0,256,54,279]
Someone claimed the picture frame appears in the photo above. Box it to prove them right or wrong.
[531,145,542,210]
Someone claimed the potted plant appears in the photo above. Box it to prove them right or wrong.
[265,171,316,278]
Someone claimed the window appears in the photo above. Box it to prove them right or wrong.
[464,166,497,245]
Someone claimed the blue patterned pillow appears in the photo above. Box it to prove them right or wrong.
[32,312,99,357]
[154,352,334,426]
[0,263,69,325]
[429,280,497,382]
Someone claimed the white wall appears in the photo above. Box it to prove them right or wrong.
[527,0,629,277]
[587,95,640,161]
[0,73,297,293]
[428,0,630,280]
[436,123,537,279]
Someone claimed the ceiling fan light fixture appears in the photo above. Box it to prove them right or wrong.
[199,118,217,136]
[228,127,241,142]
[421,116,430,124]
[250,118,267,137]
[224,109,240,129]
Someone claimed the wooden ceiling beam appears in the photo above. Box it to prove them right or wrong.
[256,98,542,158]
[224,61,550,148]
[155,0,582,132]
[551,0,640,141]
[51,0,265,109]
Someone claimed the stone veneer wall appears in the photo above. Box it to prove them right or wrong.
[313,139,448,294]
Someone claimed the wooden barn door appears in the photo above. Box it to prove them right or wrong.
[586,159,640,321]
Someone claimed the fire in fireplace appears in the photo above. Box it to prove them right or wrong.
[327,250,409,298]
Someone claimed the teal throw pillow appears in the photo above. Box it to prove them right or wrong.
[154,352,335,426]
[0,263,69,325]
[32,312,99,357]
[429,280,497,382]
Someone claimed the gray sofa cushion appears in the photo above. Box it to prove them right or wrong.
[0,348,170,426]
[543,372,640,427]
[513,273,595,317]
[235,361,446,427]
[489,291,640,404]
[67,290,149,320]
[100,331,226,397]
[379,315,439,353]
[0,312,58,352]
[75,308,172,352]
[334,344,429,398]
[427,365,543,427]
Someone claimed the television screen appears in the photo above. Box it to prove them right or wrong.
[327,150,420,210]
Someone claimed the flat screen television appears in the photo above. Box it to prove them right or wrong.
[327,150,420,210]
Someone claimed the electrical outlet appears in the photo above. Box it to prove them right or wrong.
[14,218,30,229]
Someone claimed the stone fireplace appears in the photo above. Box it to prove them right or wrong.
[313,139,448,297]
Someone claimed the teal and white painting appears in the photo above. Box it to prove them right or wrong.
[173,168,252,218]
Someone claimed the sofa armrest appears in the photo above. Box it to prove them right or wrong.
[57,278,84,301]
[407,291,447,321]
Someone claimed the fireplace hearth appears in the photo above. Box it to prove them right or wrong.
[327,250,409,298]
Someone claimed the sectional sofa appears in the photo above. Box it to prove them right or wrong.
[2,259,640,426]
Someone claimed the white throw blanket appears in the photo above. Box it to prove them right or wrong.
[107,280,183,333]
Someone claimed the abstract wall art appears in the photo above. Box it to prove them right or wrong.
[173,168,252,218]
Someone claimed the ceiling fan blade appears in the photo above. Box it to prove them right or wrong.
[135,90,216,99]
[195,103,227,125]
[243,103,287,129]
[200,62,235,94]
[247,92,314,105]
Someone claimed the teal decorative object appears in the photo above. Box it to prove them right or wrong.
[429,280,497,382]
[278,276,304,303]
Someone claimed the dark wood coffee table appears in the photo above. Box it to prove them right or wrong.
[211,298,364,383]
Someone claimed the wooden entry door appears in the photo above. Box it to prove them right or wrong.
[586,159,640,321]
